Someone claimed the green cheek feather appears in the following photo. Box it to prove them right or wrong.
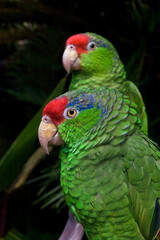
[58,108,101,146]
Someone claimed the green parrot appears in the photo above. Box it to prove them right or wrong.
[62,32,148,135]
[38,87,160,240]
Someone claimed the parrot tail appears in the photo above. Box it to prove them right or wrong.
[149,198,160,240]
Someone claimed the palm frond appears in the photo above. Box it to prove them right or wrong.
[32,159,66,211]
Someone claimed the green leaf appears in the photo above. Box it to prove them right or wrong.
[0,77,66,191]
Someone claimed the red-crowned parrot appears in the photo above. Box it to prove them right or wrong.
[63,32,148,135]
[38,87,160,240]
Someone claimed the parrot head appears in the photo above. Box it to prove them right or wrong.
[38,89,102,154]
[38,88,139,154]
[62,32,124,76]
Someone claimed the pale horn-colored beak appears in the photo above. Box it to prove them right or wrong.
[62,45,81,73]
[38,121,64,154]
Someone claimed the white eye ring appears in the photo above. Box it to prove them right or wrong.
[67,44,76,51]
[42,115,52,123]
[63,107,79,119]
[87,42,97,51]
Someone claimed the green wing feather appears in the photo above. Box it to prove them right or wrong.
[126,133,160,239]
[122,81,148,135]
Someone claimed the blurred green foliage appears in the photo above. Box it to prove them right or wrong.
[1,228,57,240]
[0,0,160,239]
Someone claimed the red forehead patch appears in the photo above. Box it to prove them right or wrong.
[66,34,89,46]
[66,34,89,55]
[42,96,69,126]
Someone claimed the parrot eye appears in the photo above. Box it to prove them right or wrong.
[67,109,77,117]
[63,107,79,119]
[87,42,97,51]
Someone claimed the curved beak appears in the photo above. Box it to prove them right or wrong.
[62,45,81,73]
[38,121,64,154]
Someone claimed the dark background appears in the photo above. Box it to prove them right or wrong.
[0,0,160,239]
